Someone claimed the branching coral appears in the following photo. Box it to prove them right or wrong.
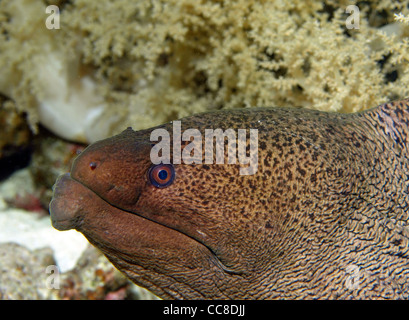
[0,0,408,142]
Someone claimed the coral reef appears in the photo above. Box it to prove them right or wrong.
[0,97,31,158]
[58,246,159,300]
[0,131,82,213]
[0,205,88,272]
[0,0,408,143]
[0,0,409,300]
[0,243,58,299]
[29,132,85,210]
[0,242,158,299]
[0,96,32,179]
[0,206,158,299]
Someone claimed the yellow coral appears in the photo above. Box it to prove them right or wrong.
[0,0,409,142]
[395,12,409,24]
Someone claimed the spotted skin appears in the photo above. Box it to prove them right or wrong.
[50,99,409,299]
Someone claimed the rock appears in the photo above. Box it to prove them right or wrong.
[0,208,89,272]
[0,207,158,299]
[0,242,58,299]
[58,246,159,300]
[0,168,45,214]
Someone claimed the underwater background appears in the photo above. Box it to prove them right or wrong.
[0,0,408,299]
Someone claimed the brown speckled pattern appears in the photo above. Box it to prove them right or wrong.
[50,99,409,299]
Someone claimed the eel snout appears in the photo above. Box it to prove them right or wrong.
[50,172,94,231]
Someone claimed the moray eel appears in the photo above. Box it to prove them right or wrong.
[50,99,409,299]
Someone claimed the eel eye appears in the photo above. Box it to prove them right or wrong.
[148,164,175,188]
